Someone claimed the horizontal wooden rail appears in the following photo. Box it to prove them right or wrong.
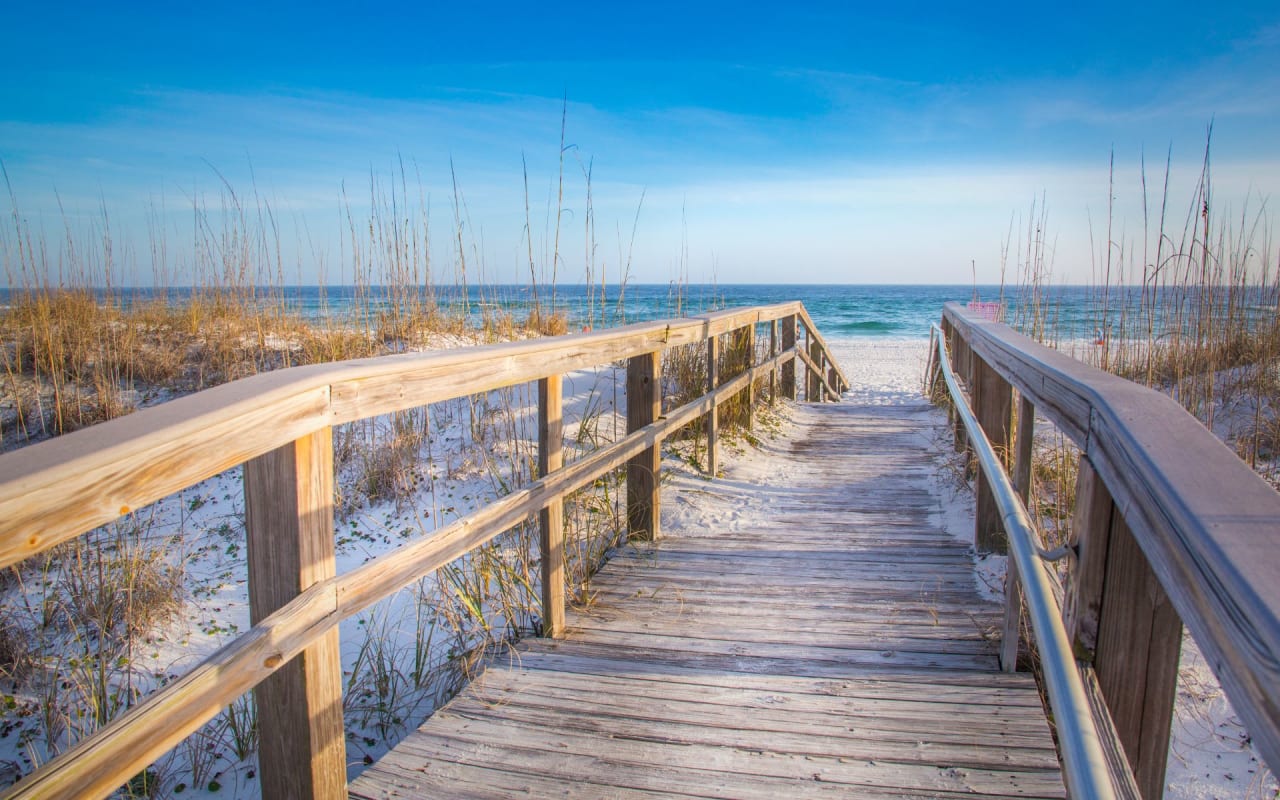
[796,347,841,400]
[941,302,1280,789]
[0,300,843,800]
[796,307,850,391]
[0,303,812,568]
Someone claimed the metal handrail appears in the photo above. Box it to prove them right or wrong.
[930,324,1116,800]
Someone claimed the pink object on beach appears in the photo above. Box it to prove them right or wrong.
[967,301,1002,321]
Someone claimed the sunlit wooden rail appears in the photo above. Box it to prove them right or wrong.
[935,302,1280,800]
[0,303,846,800]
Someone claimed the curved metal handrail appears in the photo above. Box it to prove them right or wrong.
[930,324,1117,800]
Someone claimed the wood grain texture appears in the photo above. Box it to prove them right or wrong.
[1093,512,1181,800]
[1001,395,1035,672]
[1064,458,1114,659]
[973,356,1012,553]
[781,314,797,400]
[538,374,565,638]
[807,338,823,401]
[244,429,346,800]
[744,325,757,430]
[626,351,661,541]
[350,401,1065,799]
[706,334,720,476]
[769,319,779,405]
[944,303,1280,775]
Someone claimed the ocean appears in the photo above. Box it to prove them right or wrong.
[5,283,1261,345]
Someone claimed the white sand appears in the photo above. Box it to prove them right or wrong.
[824,336,930,405]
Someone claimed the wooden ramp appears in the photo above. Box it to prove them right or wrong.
[350,401,1066,799]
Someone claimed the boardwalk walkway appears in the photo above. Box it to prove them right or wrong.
[350,400,1066,798]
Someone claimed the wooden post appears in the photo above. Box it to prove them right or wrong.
[627,351,661,541]
[808,339,822,402]
[705,335,719,477]
[972,355,1012,553]
[1065,458,1182,800]
[1001,394,1036,672]
[780,315,797,401]
[925,330,940,397]
[744,325,756,430]
[769,319,778,406]
[1065,459,1114,657]
[1013,395,1034,503]
[244,428,346,800]
[827,366,838,400]
[539,374,565,638]
[944,322,967,453]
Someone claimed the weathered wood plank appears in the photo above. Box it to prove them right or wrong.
[706,333,720,476]
[972,355,1012,553]
[538,373,565,638]
[501,647,1048,700]
[244,429,346,800]
[1093,512,1181,800]
[351,402,1064,799]
[780,313,797,400]
[626,350,661,541]
[769,318,779,405]
[1001,394,1034,671]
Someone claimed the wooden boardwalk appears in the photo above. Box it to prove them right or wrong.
[350,400,1066,799]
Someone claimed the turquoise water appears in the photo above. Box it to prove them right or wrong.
[9,283,1255,343]
[458,284,1000,339]
[4,284,1007,340]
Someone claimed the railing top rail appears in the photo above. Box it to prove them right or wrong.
[942,302,1280,774]
[931,325,1116,799]
[0,302,814,570]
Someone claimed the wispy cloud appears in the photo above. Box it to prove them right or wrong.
[3,12,1279,287]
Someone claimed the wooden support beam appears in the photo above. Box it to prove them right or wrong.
[244,428,346,800]
[942,320,966,453]
[538,374,565,638]
[972,355,1012,553]
[769,320,778,405]
[1065,459,1113,656]
[780,315,797,400]
[705,335,719,477]
[1095,512,1182,800]
[1013,395,1034,503]
[1000,559,1022,673]
[1065,458,1182,800]
[627,351,661,541]
[744,325,756,429]
[807,339,823,402]
[1001,394,1036,672]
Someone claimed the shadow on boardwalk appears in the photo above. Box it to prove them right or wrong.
[351,400,1065,799]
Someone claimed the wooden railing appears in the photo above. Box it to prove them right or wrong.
[0,303,846,800]
[935,302,1280,800]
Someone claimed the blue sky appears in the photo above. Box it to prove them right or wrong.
[2,2,1278,285]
